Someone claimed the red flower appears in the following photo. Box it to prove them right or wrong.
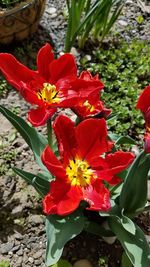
[136,85,150,128]
[0,44,102,127]
[144,132,150,153]
[72,71,110,119]
[136,85,150,153]
[42,115,134,216]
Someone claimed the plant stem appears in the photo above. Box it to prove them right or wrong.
[47,119,53,148]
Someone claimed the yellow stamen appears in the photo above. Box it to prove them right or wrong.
[83,100,95,112]
[37,83,60,104]
[66,158,95,187]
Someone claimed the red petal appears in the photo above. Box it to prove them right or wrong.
[28,107,56,127]
[41,145,66,180]
[37,43,54,81]
[136,86,150,113]
[76,118,110,161]
[49,53,77,84]
[53,115,77,160]
[0,53,35,90]
[144,132,150,153]
[43,180,82,215]
[98,151,135,182]
[83,180,110,211]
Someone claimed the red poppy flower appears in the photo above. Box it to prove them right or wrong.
[136,85,150,128]
[0,45,103,126]
[42,115,134,216]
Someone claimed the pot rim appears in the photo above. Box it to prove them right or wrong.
[0,0,43,17]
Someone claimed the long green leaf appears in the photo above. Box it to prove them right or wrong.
[109,216,150,267]
[46,211,85,266]
[119,151,150,215]
[0,105,48,171]
[13,167,50,197]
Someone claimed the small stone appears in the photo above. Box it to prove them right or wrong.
[50,13,57,19]
[73,259,93,267]
[17,248,23,256]
[70,47,79,57]
[126,0,133,4]
[11,245,20,252]
[15,257,23,267]
[118,20,128,27]
[14,232,23,240]
[0,241,14,254]
[33,251,43,259]
[34,259,42,265]
[28,215,44,225]
[28,257,34,263]
[46,7,57,15]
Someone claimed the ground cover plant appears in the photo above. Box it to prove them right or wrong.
[81,39,150,141]
[0,42,150,267]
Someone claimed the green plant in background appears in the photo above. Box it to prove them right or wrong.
[65,0,126,52]
[0,260,10,267]
[0,0,20,8]
[81,40,150,141]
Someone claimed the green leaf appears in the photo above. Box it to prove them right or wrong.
[119,151,150,215]
[109,216,150,267]
[121,213,136,235]
[0,105,48,171]
[121,252,132,267]
[115,136,135,145]
[46,210,85,266]
[13,167,50,197]
[51,259,72,267]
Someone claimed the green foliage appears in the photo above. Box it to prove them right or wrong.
[82,40,150,140]
[119,151,150,215]
[51,259,72,267]
[65,0,125,51]
[0,105,48,171]
[98,256,108,267]
[0,260,10,267]
[0,76,11,97]
[13,167,51,197]
[108,216,150,267]
[121,252,133,267]
[46,211,85,266]
[0,0,20,8]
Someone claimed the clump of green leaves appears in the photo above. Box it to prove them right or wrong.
[0,76,11,97]
[0,0,21,8]
[65,0,125,52]
[81,40,150,141]
[0,260,10,267]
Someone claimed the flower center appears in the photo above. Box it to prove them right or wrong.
[83,100,95,112]
[37,83,60,104]
[66,158,94,187]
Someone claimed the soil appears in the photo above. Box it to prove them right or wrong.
[0,0,150,266]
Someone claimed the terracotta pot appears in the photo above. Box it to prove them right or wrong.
[0,0,46,44]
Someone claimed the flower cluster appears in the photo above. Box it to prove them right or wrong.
[0,43,136,216]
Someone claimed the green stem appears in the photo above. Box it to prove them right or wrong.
[47,119,53,148]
